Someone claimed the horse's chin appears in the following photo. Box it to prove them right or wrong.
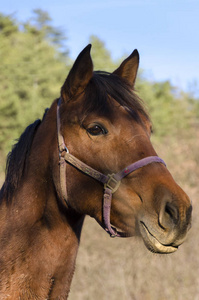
[139,221,178,254]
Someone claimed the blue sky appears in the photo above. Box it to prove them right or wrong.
[1,0,199,95]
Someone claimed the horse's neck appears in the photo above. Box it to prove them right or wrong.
[0,108,84,299]
[0,198,83,299]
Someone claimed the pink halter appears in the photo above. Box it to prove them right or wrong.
[57,98,166,237]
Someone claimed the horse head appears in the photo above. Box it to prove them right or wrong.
[55,45,192,254]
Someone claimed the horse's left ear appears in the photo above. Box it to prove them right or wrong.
[61,44,93,102]
[113,49,139,87]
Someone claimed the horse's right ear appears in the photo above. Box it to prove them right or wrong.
[61,44,93,102]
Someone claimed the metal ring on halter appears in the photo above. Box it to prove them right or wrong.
[64,146,69,154]
[59,146,69,160]
[110,229,118,238]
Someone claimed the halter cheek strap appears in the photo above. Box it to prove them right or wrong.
[57,98,166,237]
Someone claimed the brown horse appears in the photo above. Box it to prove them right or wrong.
[0,45,192,299]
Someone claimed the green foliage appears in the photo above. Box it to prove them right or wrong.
[0,13,18,36]
[136,79,194,137]
[24,9,68,54]
[0,10,198,175]
[0,11,69,161]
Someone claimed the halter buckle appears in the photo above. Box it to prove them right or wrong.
[104,174,120,193]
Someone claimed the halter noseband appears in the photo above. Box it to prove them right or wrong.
[57,98,166,237]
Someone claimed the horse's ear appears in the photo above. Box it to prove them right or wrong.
[61,44,93,102]
[113,49,139,87]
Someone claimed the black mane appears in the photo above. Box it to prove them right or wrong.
[81,71,150,122]
[0,119,41,202]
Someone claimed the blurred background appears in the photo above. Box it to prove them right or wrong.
[0,1,198,299]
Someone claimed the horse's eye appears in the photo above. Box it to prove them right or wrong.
[87,124,107,136]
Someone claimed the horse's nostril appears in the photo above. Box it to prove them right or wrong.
[159,201,179,230]
[165,202,179,224]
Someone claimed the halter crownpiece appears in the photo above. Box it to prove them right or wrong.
[57,98,166,237]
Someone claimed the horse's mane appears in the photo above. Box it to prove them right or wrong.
[81,71,150,122]
[0,119,41,203]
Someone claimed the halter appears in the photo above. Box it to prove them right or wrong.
[57,98,166,237]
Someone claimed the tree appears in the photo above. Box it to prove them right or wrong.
[0,13,18,36]
[24,9,68,55]
[136,79,193,137]
[0,11,70,173]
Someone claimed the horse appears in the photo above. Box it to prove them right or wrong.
[0,44,192,299]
